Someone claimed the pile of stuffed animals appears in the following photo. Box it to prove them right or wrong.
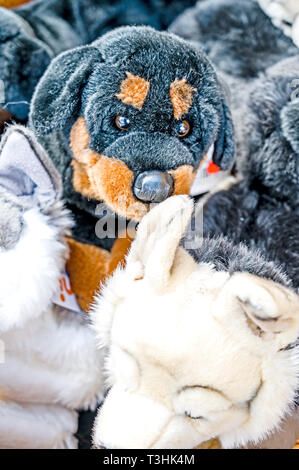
[0,0,298,449]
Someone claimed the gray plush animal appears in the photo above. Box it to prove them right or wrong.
[200,56,299,296]
[0,126,104,449]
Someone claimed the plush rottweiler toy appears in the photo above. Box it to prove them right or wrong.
[29,26,235,312]
[0,0,196,121]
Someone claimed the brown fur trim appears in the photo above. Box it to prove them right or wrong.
[66,234,134,312]
[195,439,221,449]
[66,237,111,312]
[116,72,150,110]
[70,117,148,221]
[108,231,134,276]
[170,164,196,195]
[170,78,197,120]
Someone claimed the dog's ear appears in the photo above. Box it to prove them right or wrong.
[212,99,235,170]
[0,126,62,207]
[126,196,194,292]
[216,272,299,348]
[29,45,102,135]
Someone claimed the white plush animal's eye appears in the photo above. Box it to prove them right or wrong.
[174,386,231,419]
[109,345,140,391]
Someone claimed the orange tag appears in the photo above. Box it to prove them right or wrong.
[207,161,220,174]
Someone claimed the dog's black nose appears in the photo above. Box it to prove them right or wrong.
[133,171,174,203]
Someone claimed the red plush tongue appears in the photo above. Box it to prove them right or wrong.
[207,161,220,174]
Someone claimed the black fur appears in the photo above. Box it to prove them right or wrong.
[30,26,235,247]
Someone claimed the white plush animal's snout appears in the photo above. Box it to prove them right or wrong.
[93,386,203,449]
[93,386,173,449]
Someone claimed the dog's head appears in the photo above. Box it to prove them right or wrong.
[237,56,299,201]
[30,26,234,221]
[91,196,299,449]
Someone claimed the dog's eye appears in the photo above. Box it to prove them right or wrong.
[175,120,190,138]
[115,115,130,130]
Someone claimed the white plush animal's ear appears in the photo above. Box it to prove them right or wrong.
[0,126,61,207]
[216,273,299,348]
[126,195,194,292]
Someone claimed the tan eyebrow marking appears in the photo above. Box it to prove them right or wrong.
[170,78,197,120]
[116,72,150,110]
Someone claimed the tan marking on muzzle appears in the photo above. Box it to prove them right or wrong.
[116,72,150,110]
[70,117,148,221]
[170,78,197,120]
[170,165,196,195]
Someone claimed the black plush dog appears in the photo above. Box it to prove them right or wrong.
[0,0,196,121]
[29,26,234,312]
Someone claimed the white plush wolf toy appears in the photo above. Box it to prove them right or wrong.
[91,196,299,449]
[0,126,104,449]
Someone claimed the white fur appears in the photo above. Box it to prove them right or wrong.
[91,196,299,449]
[0,206,104,448]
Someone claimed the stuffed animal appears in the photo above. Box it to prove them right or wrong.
[0,125,104,449]
[90,195,299,449]
[201,54,299,289]
[0,0,196,121]
[29,26,235,313]
[90,18,299,448]
[170,0,298,86]
[258,0,299,46]
[169,0,299,173]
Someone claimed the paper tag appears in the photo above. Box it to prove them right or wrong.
[52,270,83,313]
[190,144,227,197]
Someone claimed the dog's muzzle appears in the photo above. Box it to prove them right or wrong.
[133,171,174,203]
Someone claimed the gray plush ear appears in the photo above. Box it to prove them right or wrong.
[29,45,102,135]
[0,126,62,207]
[281,98,299,155]
[212,100,235,170]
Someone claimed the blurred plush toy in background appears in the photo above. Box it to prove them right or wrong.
[91,196,299,449]
[258,0,299,46]
[0,0,196,122]
[201,54,299,289]
[29,26,235,312]
[0,126,104,448]
[169,0,299,172]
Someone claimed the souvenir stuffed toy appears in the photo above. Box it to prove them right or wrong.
[169,0,299,168]
[90,195,299,449]
[169,0,298,87]
[90,19,299,449]
[201,54,299,289]
[0,0,196,121]
[258,0,299,46]
[0,126,104,449]
[29,26,235,313]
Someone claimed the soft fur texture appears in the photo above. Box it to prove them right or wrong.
[201,57,299,291]
[29,26,234,249]
[91,196,299,449]
[0,126,104,449]
[0,0,196,120]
